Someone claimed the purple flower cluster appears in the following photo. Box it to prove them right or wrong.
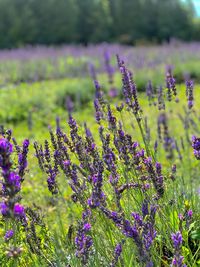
[75,209,93,265]
[101,202,157,266]
[94,80,103,100]
[143,157,164,198]
[117,55,140,115]
[185,80,194,109]
[110,241,124,267]
[4,229,14,241]
[157,86,165,110]
[191,136,200,159]
[18,139,29,180]
[94,98,104,123]
[166,66,177,102]
[34,139,59,194]
[13,203,25,217]
[31,57,192,266]
[0,136,28,221]
[171,232,186,267]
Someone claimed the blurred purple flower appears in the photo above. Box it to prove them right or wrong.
[0,202,8,216]
[13,203,25,217]
[4,230,14,241]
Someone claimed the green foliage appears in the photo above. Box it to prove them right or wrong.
[0,0,197,48]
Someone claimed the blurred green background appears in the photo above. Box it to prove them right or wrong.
[0,0,199,48]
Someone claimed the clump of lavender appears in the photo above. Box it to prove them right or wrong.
[4,230,14,241]
[157,86,165,110]
[117,55,140,116]
[166,66,177,102]
[143,157,165,198]
[0,133,30,264]
[0,136,28,221]
[185,80,194,109]
[34,137,59,194]
[107,105,117,130]
[110,241,124,267]
[75,209,93,265]
[94,79,103,100]
[18,139,29,180]
[191,136,200,160]
[170,164,177,180]
[101,202,157,266]
[94,98,104,123]
[171,232,186,267]
[32,56,193,266]
[178,207,193,231]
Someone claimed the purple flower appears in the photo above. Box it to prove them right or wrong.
[109,88,118,98]
[0,202,8,215]
[117,56,140,114]
[192,136,200,160]
[171,232,182,249]
[13,203,25,217]
[82,209,91,220]
[114,243,122,256]
[185,80,194,109]
[142,200,149,217]
[47,171,58,194]
[83,223,91,232]
[63,160,71,166]
[171,231,186,267]
[155,162,162,174]
[4,230,14,241]
[172,256,186,267]
[94,80,102,99]
[110,242,124,267]
[132,212,143,226]
[157,86,165,110]
[7,172,21,191]
[166,66,177,102]
[178,214,184,221]
[107,105,117,130]
[146,262,154,267]
[0,138,13,153]
[187,210,193,218]
[94,99,103,123]
[154,140,158,152]
[75,210,93,264]
[192,136,200,150]
[172,164,177,173]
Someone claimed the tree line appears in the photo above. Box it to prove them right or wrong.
[0,0,198,48]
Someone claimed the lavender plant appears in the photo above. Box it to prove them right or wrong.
[31,58,200,266]
[1,53,200,267]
